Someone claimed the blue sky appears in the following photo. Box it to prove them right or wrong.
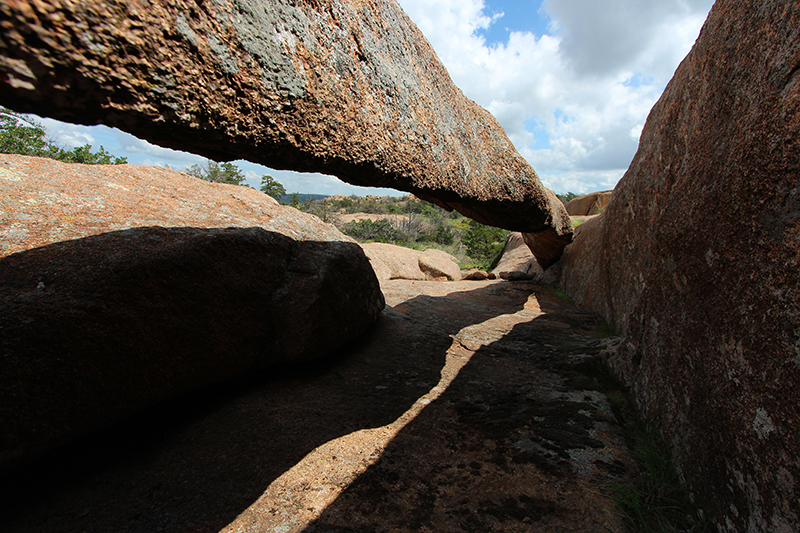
[477,0,550,45]
[30,0,715,196]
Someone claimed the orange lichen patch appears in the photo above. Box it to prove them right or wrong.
[0,154,349,258]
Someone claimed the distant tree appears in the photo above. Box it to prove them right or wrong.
[360,196,387,214]
[303,199,336,222]
[556,192,579,204]
[186,159,246,185]
[341,219,404,244]
[424,223,454,245]
[287,192,302,208]
[58,144,128,165]
[0,106,127,164]
[259,174,286,200]
[462,219,509,270]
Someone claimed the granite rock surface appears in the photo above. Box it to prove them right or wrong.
[492,232,542,281]
[361,242,461,281]
[0,0,572,264]
[563,191,612,216]
[0,279,637,533]
[0,154,384,471]
[560,1,800,530]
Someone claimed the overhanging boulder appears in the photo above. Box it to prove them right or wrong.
[0,0,572,264]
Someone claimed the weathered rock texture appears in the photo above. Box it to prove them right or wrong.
[0,0,572,264]
[361,242,461,281]
[491,232,543,280]
[0,279,638,533]
[560,1,800,530]
[0,154,384,471]
[563,190,612,216]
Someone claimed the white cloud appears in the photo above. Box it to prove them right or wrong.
[18,0,712,197]
[113,129,206,166]
[36,117,96,149]
[397,0,713,193]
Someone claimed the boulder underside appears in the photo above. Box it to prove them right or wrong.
[0,0,572,264]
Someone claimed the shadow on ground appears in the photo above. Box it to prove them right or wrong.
[300,281,634,532]
[0,282,534,532]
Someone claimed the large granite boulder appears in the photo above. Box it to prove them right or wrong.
[0,154,384,471]
[491,232,542,280]
[563,191,612,216]
[0,0,572,265]
[560,1,799,530]
[361,242,461,281]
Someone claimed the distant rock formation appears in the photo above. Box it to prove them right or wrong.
[563,191,612,216]
[560,1,799,530]
[0,0,572,265]
[361,242,461,281]
[0,154,384,471]
[491,232,542,280]
[460,268,494,281]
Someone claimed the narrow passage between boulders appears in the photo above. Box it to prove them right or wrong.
[0,279,635,532]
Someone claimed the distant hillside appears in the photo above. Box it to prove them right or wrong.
[291,194,510,270]
[277,193,330,204]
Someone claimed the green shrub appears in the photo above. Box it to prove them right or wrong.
[418,223,455,245]
[462,219,509,270]
[0,106,127,164]
[341,219,405,243]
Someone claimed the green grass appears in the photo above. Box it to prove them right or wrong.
[607,397,717,533]
[595,317,620,338]
[548,284,575,303]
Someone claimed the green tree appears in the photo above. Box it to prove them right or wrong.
[259,174,286,200]
[186,160,246,185]
[287,192,302,208]
[0,106,126,164]
[341,219,404,243]
[421,223,454,245]
[462,219,509,269]
[556,192,579,204]
[0,108,49,156]
[58,144,127,165]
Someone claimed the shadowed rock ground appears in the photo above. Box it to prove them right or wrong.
[0,280,635,532]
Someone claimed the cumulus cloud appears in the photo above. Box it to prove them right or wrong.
[397,0,713,193]
[21,0,712,196]
[113,129,206,166]
[544,0,713,79]
[36,117,97,150]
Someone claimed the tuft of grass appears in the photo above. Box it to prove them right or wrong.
[572,218,584,228]
[608,409,718,533]
[548,284,575,303]
[595,317,620,338]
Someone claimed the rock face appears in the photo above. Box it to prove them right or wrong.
[0,0,572,264]
[361,242,461,281]
[491,232,542,280]
[0,279,638,532]
[560,1,799,530]
[0,154,384,471]
[563,191,612,216]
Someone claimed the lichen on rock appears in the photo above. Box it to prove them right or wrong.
[0,0,572,265]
